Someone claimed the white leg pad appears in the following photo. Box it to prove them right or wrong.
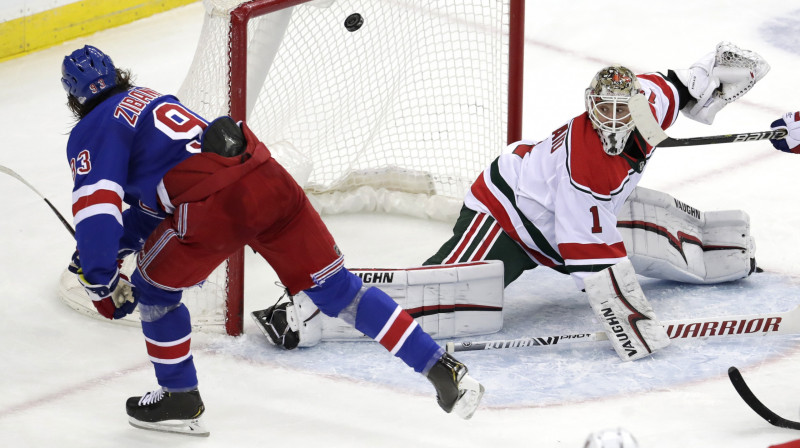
[585,259,670,361]
[290,261,504,346]
[618,186,755,284]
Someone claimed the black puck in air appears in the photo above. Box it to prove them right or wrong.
[344,13,363,32]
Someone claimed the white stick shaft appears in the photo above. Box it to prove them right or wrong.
[0,164,75,236]
[0,165,45,198]
[446,305,800,353]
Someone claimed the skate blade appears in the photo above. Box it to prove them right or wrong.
[453,375,485,420]
[250,310,278,346]
[128,416,210,437]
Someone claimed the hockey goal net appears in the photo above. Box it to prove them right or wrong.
[58,0,524,336]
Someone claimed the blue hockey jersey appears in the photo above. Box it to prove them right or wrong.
[67,87,209,287]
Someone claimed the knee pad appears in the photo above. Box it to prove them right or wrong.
[131,269,183,308]
[303,268,362,317]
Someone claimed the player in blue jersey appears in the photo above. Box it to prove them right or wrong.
[61,45,484,435]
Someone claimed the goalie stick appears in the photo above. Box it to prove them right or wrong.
[728,366,800,430]
[0,164,74,236]
[446,305,800,353]
[628,94,788,147]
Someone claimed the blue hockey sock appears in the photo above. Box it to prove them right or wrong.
[304,269,443,373]
[304,268,362,317]
[140,303,198,390]
[353,287,443,374]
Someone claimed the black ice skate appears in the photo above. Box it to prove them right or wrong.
[251,303,301,349]
[426,352,484,419]
[126,387,209,437]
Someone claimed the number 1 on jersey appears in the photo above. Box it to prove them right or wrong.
[589,206,602,233]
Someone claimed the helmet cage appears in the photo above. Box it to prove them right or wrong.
[586,94,635,156]
[585,66,640,156]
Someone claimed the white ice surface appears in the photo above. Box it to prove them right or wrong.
[3,1,800,447]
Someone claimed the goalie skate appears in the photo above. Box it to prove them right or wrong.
[251,302,302,349]
[126,387,209,437]
[426,352,484,419]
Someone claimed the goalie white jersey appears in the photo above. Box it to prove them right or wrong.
[463,73,680,290]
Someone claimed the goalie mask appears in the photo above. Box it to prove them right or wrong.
[61,45,117,105]
[585,66,641,156]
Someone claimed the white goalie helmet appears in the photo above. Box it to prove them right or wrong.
[585,66,641,156]
[583,427,640,448]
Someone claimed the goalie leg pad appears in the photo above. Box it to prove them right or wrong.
[253,261,505,348]
[618,186,755,284]
[584,259,670,362]
[350,261,504,340]
[701,210,756,282]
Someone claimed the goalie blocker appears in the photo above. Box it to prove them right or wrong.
[252,261,505,349]
[585,259,670,361]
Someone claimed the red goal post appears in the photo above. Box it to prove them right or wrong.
[58,0,525,336]
[213,0,524,336]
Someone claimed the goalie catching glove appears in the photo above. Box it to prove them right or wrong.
[674,41,770,125]
[771,112,800,154]
[69,250,137,320]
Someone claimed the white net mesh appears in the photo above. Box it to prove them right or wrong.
[178,0,514,220]
[58,0,518,335]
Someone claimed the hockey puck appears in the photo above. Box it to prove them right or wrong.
[344,13,363,32]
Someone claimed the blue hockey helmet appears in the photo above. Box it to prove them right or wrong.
[61,45,116,104]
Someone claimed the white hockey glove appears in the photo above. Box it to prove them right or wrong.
[675,42,770,125]
[770,112,800,154]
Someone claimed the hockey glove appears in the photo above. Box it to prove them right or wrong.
[68,250,82,275]
[70,250,137,320]
[770,112,800,154]
[77,271,137,320]
[676,42,769,125]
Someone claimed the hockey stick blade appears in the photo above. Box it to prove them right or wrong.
[728,366,800,430]
[446,305,800,353]
[0,164,75,236]
[628,94,787,147]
